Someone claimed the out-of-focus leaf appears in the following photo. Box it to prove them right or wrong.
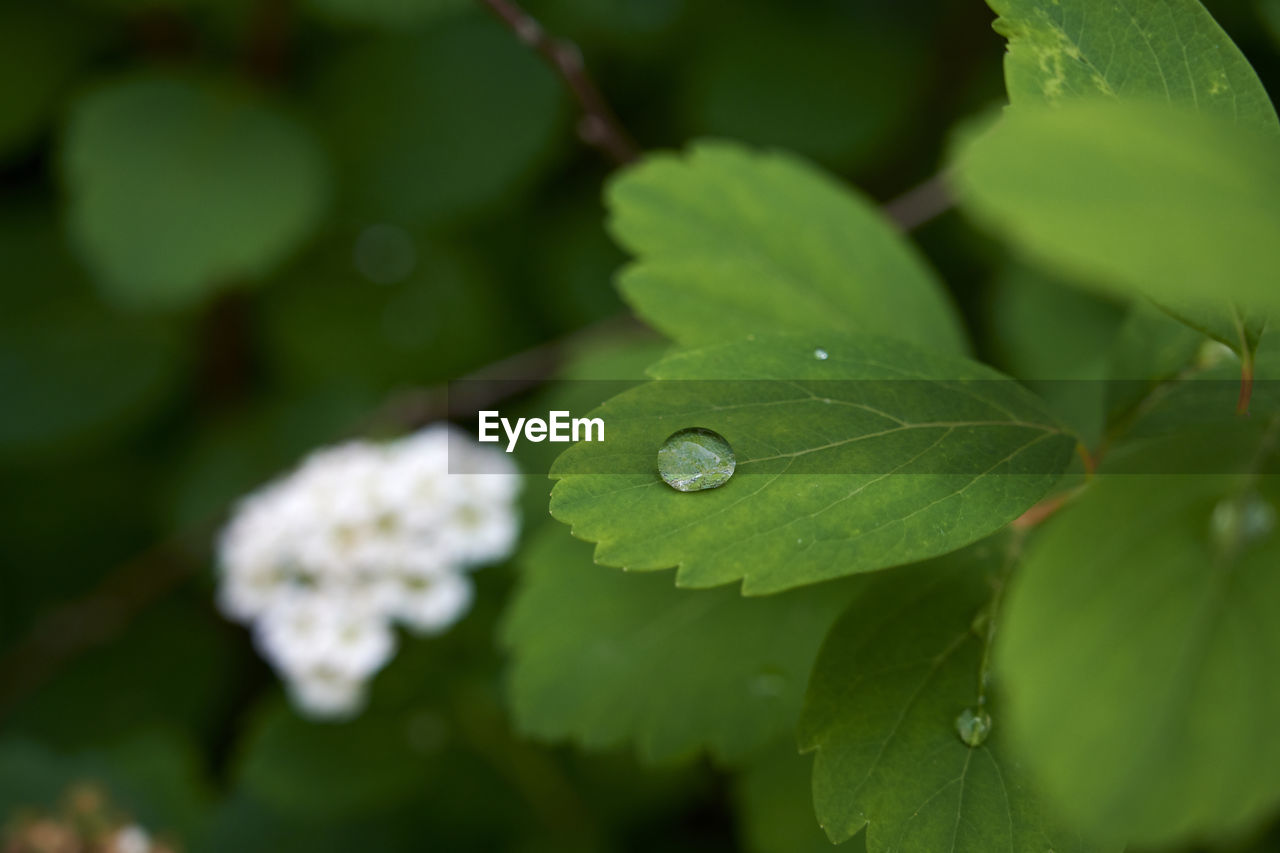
[684,10,925,170]
[314,14,563,225]
[734,743,846,853]
[63,75,329,308]
[259,229,530,392]
[999,438,1280,845]
[986,264,1126,445]
[953,101,1280,320]
[979,0,1277,352]
[1104,301,1206,424]
[234,698,435,819]
[609,142,967,355]
[0,208,186,458]
[502,525,855,763]
[3,604,240,748]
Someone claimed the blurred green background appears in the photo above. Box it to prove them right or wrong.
[1,0,1278,849]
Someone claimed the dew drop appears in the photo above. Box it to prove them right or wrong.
[1210,492,1276,553]
[657,428,736,492]
[955,706,992,748]
[813,348,829,360]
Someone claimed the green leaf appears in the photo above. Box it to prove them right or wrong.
[798,544,1108,852]
[63,76,329,308]
[607,141,968,355]
[734,743,849,853]
[986,264,1126,446]
[981,0,1277,350]
[997,441,1280,845]
[501,525,855,763]
[953,100,1280,321]
[550,334,1076,593]
[989,0,1279,134]
[314,14,562,225]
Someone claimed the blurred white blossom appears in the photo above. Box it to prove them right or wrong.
[216,423,521,719]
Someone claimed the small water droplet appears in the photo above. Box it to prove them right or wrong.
[657,428,736,492]
[1210,492,1275,553]
[955,706,992,747]
[749,669,789,698]
[813,348,829,360]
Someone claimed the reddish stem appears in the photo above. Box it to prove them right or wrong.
[477,0,639,165]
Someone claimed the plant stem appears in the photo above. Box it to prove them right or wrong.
[974,530,1026,707]
[477,0,639,166]
[882,172,953,231]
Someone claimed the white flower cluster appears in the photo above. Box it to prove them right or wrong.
[216,424,520,719]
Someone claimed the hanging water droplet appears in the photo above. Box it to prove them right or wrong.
[657,428,736,492]
[813,348,829,360]
[955,706,992,747]
[1210,492,1276,553]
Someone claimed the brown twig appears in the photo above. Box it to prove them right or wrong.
[477,0,639,166]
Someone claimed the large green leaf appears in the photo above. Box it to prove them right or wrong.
[998,449,1280,845]
[550,334,1075,593]
[63,76,330,308]
[979,0,1277,350]
[799,544,1107,852]
[989,0,1279,134]
[953,100,1280,320]
[607,141,967,355]
[501,525,854,763]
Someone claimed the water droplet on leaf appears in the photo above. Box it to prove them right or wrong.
[1210,492,1275,554]
[813,348,829,360]
[657,428,736,492]
[955,706,992,747]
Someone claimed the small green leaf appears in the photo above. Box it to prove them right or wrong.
[953,100,1280,320]
[989,0,1279,134]
[501,526,855,763]
[607,141,967,355]
[798,544,1109,852]
[998,443,1280,845]
[63,76,329,308]
[550,334,1075,593]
